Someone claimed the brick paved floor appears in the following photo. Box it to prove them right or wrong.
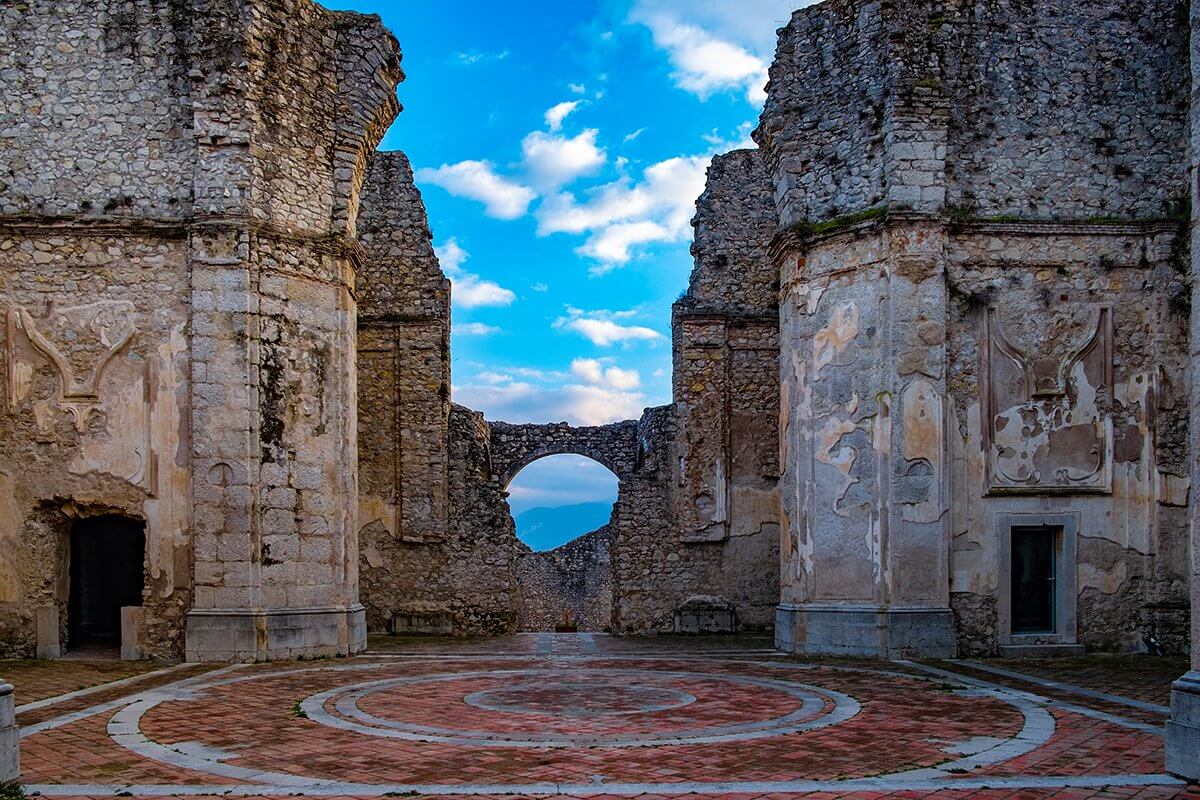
[5,635,1195,799]
[0,658,173,704]
[969,656,1188,707]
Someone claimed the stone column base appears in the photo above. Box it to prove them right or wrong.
[185,605,367,662]
[776,603,956,658]
[1166,670,1200,778]
[0,680,18,785]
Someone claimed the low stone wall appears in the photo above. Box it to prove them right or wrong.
[516,526,613,632]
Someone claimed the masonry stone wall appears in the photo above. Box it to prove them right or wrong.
[607,150,782,635]
[0,0,402,660]
[516,526,612,632]
[354,153,517,636]
[763,0,1191,657]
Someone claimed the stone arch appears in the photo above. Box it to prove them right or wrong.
[488,420,640,490]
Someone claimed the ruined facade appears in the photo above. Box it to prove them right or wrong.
[0,0,402,660]
[760,0,1191,658]
[516,526,612,632]
[3,6,1200,773]
[354,154,517,636]
[355,154,783,637]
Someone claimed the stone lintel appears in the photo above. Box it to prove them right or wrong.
[775,603,955,658]
[185,605,366,662]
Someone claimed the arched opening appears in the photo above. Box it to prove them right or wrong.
[68,515,145,651]
[507,455,617,632]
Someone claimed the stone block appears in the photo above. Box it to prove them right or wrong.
[0,680,15,786]
[1167,671,1200,778]
[120,606,143,661]
[185,605,366,662]
[776,603,955,658]
[391,612,453,635]
[673,596,736,634]
[35,605,61,659]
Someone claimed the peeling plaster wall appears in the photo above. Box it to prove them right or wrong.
[0,0,403,660]
[763,0,1190,656]
[945,225,1190,655]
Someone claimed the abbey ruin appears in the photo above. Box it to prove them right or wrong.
[1,0,1199,778]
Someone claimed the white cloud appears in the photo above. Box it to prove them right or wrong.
[434,238,516,309]
[455,358,646,427]
[623,127,646,143]
[535,154,710,269]
[578,220,672,268]
[453,275,516,308]
[453,322,503,336]
[703,121,756,151]
[634,14,767,103]
[522,129,606,190]
[570,358,605,384]
[415,160,536,220]
[544,100,580,132]
[568,82,586,95]
[531,282,549,292]
[455,380,645,427]
[454,49,510,66]
[629,0,800,104]
[433,239,468,272]
[554,308,663,347]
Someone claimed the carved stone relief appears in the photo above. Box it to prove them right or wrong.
[4,301,156,494]
[983,304,1113,494]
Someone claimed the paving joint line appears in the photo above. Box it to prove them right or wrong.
[20,773,1187,797]
[19,662,248,738]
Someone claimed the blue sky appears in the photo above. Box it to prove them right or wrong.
[326,0,802,523]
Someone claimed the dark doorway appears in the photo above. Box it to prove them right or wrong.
[1011,525,1056,634]
[68,515,145,646]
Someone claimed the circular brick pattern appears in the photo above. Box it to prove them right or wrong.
[103,658,1055,790]
[462,679,697,717]
[301,667,859,747]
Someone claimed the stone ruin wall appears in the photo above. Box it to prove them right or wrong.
[614,149,781,634]
[6,0,1187,660]
[354,150,784,638]
[0,0,402,659]
[516,526,613,632]
[763,0,1191,656]
[356,154,516,636]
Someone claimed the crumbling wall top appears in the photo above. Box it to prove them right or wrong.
[681,149,778,318]
[358,151,450,320]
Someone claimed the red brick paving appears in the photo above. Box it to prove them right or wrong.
[0,658,167,704]
[7,638,1196,799]
[972,656,1187,707]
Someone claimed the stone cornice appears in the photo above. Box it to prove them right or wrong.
[0,213,367,268]
[769,210,1183,263]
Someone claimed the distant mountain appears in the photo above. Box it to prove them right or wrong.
[515,502,613,551]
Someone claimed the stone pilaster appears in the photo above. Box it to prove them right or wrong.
[776,217,954,658]
[1166,0,1200,776]
[183,0,401,661]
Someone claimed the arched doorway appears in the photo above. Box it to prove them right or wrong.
[507,455,617,632]
[68,515,145,649]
